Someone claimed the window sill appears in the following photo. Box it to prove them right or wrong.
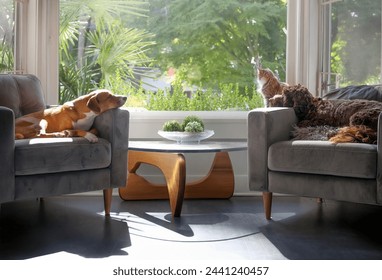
[129,110,248,140]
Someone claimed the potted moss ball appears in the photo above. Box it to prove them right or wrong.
[158,115,214,144]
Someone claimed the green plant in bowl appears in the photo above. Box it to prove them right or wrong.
[162,120,182,132]
[184,121,204,132]
[181,115,204,131]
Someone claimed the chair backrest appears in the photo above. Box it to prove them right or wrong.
[0,74,46,118]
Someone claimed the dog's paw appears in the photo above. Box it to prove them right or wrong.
[15,133,25,139]
[84,132,98,143]
[56,130,71,137]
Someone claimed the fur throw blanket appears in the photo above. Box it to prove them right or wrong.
[270,84,381,144]
[291,125,340,141]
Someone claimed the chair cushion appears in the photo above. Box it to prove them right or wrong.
[268,140,377,179]
[15,138,111,175]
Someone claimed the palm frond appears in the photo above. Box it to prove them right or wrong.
[86,20,155,86]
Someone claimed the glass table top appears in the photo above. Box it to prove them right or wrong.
[128,140,247,153]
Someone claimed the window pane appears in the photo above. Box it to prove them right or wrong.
[59,0,286,110]
[0,0,14,73]
[330,0,381,87]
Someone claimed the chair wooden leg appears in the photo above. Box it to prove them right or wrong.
[103,188,113,216]
[262,192,273,220]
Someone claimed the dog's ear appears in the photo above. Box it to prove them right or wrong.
[282,90,295,107]
[282,85,314,119]
[294,100,311,119]
[292,91,312,119]
[87,95,101,113]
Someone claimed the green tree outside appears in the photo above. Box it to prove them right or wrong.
[330,0,381,85]
[0,0,14,73]
[144,0,286,91]
[59,0,155,103]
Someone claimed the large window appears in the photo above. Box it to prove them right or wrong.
[0,0,14,73]
[59,0,287,110]
[320,0,382,95]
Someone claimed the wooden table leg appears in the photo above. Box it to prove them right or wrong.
[185,151,234,199]
[119,150,186,217]
[119,150,236,216]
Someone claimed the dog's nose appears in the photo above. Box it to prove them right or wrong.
[119,96,127,105]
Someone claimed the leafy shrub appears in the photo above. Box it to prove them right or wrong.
[104,73,263,111]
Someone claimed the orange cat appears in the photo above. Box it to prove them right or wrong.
[257,68,288,107]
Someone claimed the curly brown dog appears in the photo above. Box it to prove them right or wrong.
[269,84,382,144]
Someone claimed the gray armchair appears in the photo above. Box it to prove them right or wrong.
[0,74,129,215]
[247,107,381,219]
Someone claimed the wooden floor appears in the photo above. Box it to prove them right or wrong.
[1,195,382,260]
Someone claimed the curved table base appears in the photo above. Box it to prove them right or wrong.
[119,150,235,217]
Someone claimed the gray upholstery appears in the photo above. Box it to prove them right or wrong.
[247,107,382,219]
[268,141,377,179]
[15,138,111,175]
[0,74,129,213]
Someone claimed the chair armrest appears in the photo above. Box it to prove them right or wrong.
[377,113,382,203]
[0,106,15,202]
[247,107,297,191]
[93,108,130,188]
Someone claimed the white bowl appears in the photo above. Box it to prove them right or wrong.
[158,130,214,144]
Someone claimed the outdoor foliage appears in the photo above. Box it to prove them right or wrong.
[0,0,283,110]
[105,71,263,111]
[145,81,263,111]
[330,0,381,85]
[145,0,286,90]
[59,0,155,102]
[57,0,285,110]
[2,0,382,108]
[0,0,14,73]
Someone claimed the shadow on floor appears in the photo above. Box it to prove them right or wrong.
[259,199,382,260]
[1,196,382,260]
[0,198,130,259]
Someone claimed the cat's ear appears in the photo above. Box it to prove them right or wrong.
[251,56,262,69]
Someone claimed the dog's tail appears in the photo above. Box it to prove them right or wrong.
[329,125,377,144]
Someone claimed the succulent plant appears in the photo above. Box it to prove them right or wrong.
[181,115,204,131]
[162,120,182,131]
[162,115,205,132]
[184,121,204,132]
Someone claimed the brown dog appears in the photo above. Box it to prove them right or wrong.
[269,84,382,144]
[15,89,127,142]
